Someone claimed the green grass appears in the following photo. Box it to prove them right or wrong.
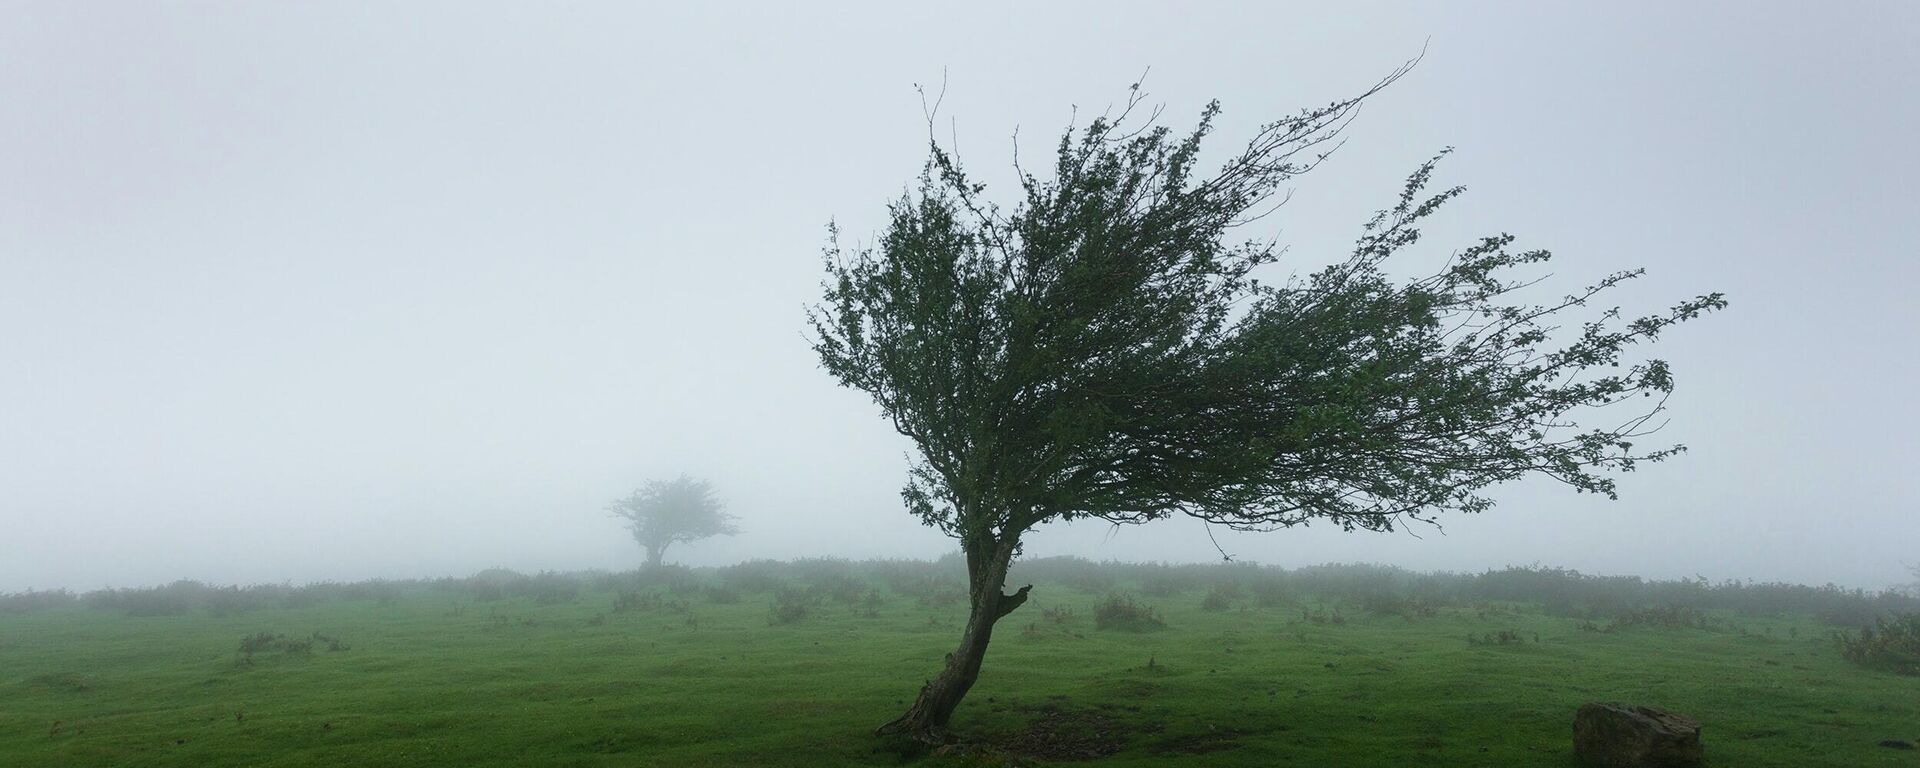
[3,581,1916,767]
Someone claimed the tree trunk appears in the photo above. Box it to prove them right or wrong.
[875,535,1031,742]
[643,543,666,569]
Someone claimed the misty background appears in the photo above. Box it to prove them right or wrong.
[3,2,1915,593]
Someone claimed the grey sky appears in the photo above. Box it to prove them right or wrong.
[3,2,1915,592]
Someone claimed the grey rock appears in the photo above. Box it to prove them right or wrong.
[1573,702,1704,767]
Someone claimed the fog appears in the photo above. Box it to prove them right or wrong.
[3,2,1915,593]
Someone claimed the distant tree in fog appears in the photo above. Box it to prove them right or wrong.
[607,475,738,568]
[810,62,1724,740]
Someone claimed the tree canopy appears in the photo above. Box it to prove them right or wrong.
[607,475,738,568]
[810,65,1724,738]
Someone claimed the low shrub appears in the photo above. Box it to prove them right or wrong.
[1467,629,1529,646]
[455,569,526,602]
[789,558,864,604]
[508,571,581,604]
[205,586,281,616]
[887,571,966,608]
[808,575,867,605]
[236,632,314,664]
[1610,605,1716,631]
[716,560,786,594]
[308,632,350,652]
[1362,592,1440,618]
[1836,613,1920,675]
[632,564,700,595]
[1252,581,1289,608]
[914,587,965,608]
[612,590,686,614]
[0,589,76,614]
[88,580,205,617]
[768,588,818,625]
[856,589,884,619]
[1093,595,1165,632]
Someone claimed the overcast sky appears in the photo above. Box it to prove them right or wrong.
[3,2,1916,593]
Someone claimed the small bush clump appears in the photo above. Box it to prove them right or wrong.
[88,580,206,616]
[462,568,526,601]
[914,587,965,608]
[0,589,77,614]
[309,632,350,652]
[884,566,965,608]
[1201,585,1235,612]
[1362,592,1439,618]
[1252,581,1289,608]
[768,588,818,625]
[1610,605,1716,631]
[716,560,786,594]
[1093,595,1165,632]
[513,572,581,604]
[789,558,865,604]
[631,564,701,595]
[612,590,687,614]
[1467,629,1530,646]
[1836,613,1920,675]
[856,589,884,619]
[236,632,318,664]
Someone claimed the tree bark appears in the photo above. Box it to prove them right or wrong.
[643,543,666,569]
[875,535,1031,741]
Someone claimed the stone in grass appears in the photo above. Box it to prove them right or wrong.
[1573,702,1704,768]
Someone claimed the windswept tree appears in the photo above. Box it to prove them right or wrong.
[607,475,738,568]
[810,64,1724,741]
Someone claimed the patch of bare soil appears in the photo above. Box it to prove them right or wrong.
[998,704,1131,761]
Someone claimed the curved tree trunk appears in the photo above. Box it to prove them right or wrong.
[876,535,1031,742]
[644,543,667,569]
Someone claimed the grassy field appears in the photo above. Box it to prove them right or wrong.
[3,564,1917,767]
